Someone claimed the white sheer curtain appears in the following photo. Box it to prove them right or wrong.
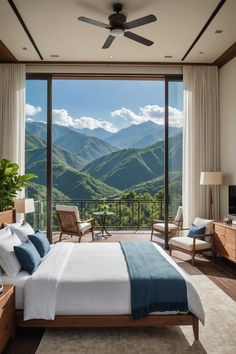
[183,66,220,226]
[0,64,25,174]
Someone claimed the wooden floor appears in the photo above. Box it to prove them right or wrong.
[4,230,236,354]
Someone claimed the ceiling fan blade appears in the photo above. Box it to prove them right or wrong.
[78,16,110,29]
[125,14,157,30]
[124,31,153,46]
[102,35,115,49]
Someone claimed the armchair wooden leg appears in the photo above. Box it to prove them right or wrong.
[150,228,153,241]
[191,253,195,266]
[193,315,199,340]
[91,228,94,242]
[59,231,63,242]
[169,245,172,256]
[78,236,82,243]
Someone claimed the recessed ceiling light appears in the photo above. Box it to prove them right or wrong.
[50,54,59,58]
[215,29,223,34]
[165,55,173,58]
[110,55,113,59]
[199,52,204,55]
[22,47,28,50]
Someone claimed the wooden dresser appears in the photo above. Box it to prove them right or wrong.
[0,285,15,353]
[213,222,236,263]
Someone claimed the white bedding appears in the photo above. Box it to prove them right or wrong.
[2,242,205,324]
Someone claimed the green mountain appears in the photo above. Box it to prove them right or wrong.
[26,135,87,170]
[26,160,120,200]
[79,127,113,140]
[83,133,182,190]
[26,122,118,162]
[125,172,182,196]
[105,121,181,149]
[26,182,70,201]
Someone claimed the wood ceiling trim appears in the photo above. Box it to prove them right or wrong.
[0,40,17,62]
[181,0,227,61]
[213,42,236,67]
[7,0,43,60]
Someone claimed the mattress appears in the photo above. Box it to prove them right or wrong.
[1,242,205,323]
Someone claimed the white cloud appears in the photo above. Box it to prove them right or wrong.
[25,103,42,117]
[52,109,118,133]
[111,105,183,128]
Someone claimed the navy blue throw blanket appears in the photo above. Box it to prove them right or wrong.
[120,241,188,320]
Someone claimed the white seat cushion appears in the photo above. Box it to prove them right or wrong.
[169,236,211,252]
[193,217,214,235]
[174,206,183,222]
[153,223,178,232]
[56,205,80,222]
[79,222,92,233]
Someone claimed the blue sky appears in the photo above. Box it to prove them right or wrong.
[26,80,183,132]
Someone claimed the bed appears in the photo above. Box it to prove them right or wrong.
[0,210,204,340]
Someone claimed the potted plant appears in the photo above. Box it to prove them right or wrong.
[0,159,36,213]
[100,203,109,214]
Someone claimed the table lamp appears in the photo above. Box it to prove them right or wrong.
[14,198,35,220]
[200,172,222,219]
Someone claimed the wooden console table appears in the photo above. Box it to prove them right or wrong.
[213,222,236,263]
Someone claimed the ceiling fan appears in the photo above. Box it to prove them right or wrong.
[78,3,157,49]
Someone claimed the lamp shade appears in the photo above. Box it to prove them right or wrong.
[14,198,35,213]
[200,172,222,186]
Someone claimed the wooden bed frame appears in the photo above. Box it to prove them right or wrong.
[1,209,199,340]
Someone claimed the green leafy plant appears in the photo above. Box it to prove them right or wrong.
[100,203,109,212]
[0,159,37,212]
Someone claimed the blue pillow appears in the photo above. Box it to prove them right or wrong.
[14,240,41,275]
[188,224,206,240]
[28,230,50,258]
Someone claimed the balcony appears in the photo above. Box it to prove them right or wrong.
[29,198,182,243]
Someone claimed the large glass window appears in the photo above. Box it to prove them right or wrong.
[25,76,183,244]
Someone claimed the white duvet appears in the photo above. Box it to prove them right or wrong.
[22,242,205,324]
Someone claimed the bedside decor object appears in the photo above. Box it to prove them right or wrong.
[0,284,15,353]
[223,216,231,224]
[200,171,222,219]
[0,159,36,212]
[14,198,35,219]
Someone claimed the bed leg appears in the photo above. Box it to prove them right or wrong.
[193,316,199,340]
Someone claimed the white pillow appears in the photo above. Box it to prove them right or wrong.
[5,221,34,243]
[0,233,22,276]
[193,217,214,235]
[0,226,13,239]
[56,205,80,222]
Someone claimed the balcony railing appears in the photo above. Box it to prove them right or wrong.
[28,198,182,231]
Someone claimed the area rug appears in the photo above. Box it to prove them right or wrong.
[36,262,236,354]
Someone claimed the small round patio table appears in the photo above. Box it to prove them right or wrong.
[93,211,114,239]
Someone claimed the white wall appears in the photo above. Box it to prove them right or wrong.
[219,57,236,217]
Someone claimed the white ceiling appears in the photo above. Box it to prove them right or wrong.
[0,0,235,63]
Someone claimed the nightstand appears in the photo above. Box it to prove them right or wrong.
[0,285,15,353]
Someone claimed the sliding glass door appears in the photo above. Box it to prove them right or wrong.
[25,75,183,247]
